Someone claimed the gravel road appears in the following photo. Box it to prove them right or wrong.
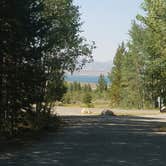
[1,108,166,166]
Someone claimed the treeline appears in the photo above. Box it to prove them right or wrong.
[62,82,92,106]
[63,74,108,106]
[110,0,166,109]
[0,0,93,135]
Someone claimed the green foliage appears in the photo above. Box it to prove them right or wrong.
[139,0,166,108]
[0,0,94,135]
[83,84,92,92]
[109,0,166,109]
[62,82,87,104]
[62,81,110,108]
[83,93,92,108]
[97,74,107,92]
[109,42,126,107]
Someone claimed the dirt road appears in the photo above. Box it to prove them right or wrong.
[1,110,166,165]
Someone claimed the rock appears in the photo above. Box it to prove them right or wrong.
[81,108,92,114]
[101,109,115,116]
[160,106,166,113]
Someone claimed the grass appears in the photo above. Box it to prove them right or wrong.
[56,103,162,118]
[61,102,110,109]
[113,109,160,116]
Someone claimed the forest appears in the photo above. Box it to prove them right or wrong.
[110,0,166,109]
[62,75,108,107]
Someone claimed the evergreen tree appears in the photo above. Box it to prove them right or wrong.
[120,22,147,108]
[109,42,126,107]
[110,0,166,109]
[137,0,166,108]
[97,74,107,92]
[83,92,92,108]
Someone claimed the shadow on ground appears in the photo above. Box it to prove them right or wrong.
[0,115,166,166]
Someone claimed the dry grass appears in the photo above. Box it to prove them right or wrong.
[55,105,163,117]
[61,104,160,116]
[112,109,160,116]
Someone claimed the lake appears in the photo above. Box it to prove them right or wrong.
[65,75,109,84]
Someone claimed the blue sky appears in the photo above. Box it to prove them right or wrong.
[74,0,144,62]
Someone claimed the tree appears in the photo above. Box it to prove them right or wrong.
[0,0,45,134]
[137,0,166,108]
[0,0,94,135]
[119,22,148,109]
[109,42,126,107]
[109,0,166,109]
[97,74,107,92]
[83,93,92,108]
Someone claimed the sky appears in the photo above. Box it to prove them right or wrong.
[74,0,144,62]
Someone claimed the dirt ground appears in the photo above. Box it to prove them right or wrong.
[55,106,166,119]
[1,107,166,166]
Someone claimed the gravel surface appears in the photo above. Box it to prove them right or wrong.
[1,108,166,166]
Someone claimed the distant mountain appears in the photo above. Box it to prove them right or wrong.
[73,60,113,76]
[84,60,112,71]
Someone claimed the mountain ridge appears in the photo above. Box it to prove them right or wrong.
[73,60,113,76]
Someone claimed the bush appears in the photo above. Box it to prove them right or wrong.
[83,93,92,107]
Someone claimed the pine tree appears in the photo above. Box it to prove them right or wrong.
[83,92,92,108]
[97,74,107,92]
[109,42,125,107]
[137,0,166,108]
